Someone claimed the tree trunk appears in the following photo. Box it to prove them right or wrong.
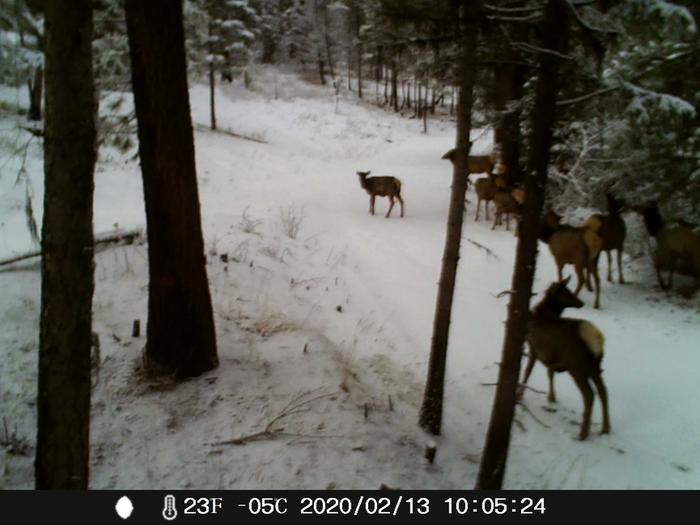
[391,56,399,112]
[125,0,218,379]
[357,42,363,99]
[493,62,524,185]
[383,69,388,105]
[36,0,95,489]
[476,0,571,489]
[318,56,326,85]
[208,22,216,131]
[322,4,335,80]
[416,82,422,118]
[27,65,43,121]
[418,0,480,435]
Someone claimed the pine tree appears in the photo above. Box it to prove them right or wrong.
[36,0,96,489]
[124,0,219,379]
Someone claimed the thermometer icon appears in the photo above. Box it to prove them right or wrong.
[162,494,178,521]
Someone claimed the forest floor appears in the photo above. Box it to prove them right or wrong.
[1,66,699,489]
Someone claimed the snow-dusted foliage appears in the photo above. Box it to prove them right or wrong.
[546,0,699,224]
[0,1,42,89]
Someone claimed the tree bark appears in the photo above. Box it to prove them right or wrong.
[391,54,398,113]
[357,42,363,99]
[36,0,95,489]
[476,0,571,489]
[208,21,217,131]
[125,0,218,379]
[493,62,524,185]
[318,55,326,85]
[418,0,480,435]
[27,65,43,121]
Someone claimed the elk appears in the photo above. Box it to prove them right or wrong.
[492,186,526,232]
[356,171,404,218]
[539,210,603,309]
[588,193,627,284]
[474,175,498,221]
[441,145,498,175]
[635,204,700,290]
[473,167,508,222]
[520,277,611,440]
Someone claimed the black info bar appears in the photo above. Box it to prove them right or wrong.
[0,490,696,523]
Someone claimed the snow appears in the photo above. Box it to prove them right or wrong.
[1,66,700,489]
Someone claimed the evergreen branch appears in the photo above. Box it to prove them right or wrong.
[511,41,574,60]
[556,84,619,106]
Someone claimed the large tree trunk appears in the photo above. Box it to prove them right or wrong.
[36,0,96,489]
[476,0,571,489]
[27,65,43,121]
[418,0,480,436]
[125,0,218,379]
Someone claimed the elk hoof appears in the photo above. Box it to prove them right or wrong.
[601,426,610,435]
[577,431,589,441]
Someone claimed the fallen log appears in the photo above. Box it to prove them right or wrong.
[0,228,143,268]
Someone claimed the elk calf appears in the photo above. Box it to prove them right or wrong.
[356,171,404,218]
[521,277,611,440]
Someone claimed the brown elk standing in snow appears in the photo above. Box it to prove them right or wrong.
[441,147,496,175]
[588,193,627,284]
[634,203,700,290]
[539,210,604,309]
[356,171,404,218]
[520,277,611,440]
[492,185,526,232]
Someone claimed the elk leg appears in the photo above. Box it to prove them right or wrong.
[573,265,585,296]
[667,254,676,289]
[547,368,556,403]
[475,198,481,221]
[606,250,613,282]
[654,259,667,289]
[593,266,601,309]
[591,374,611,434]
[396,194,404,218]
[571,373,594,440]
[617,248,625,284]
[370,195,375,215]
[584,262,593,292]
[518,350,537,400]
[485,201,490,221]
[386,196,395,218]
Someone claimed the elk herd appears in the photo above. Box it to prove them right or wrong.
[355,143,699,441]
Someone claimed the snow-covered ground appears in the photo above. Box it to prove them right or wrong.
[1,66,699,489]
